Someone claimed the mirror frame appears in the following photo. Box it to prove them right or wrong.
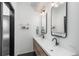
[51,2,68,38]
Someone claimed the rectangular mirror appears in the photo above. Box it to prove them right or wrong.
[41,13,47,34]
[51,2,67,38]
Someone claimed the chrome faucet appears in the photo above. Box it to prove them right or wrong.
[52,38,59,46]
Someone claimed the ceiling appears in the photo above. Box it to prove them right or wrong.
[31,2,51,14]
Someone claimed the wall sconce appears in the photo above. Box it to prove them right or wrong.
[40,8,46,16]
[51,2,59,7]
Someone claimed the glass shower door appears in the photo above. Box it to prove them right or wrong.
[0,2,14,56]
[2,3,10,56]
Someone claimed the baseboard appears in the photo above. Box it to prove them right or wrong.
[18,51,36,56]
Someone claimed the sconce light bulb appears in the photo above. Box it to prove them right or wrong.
[54,3,59,7]
[40,12,43,15]
[42,12,45,15]
[51,2,55,7]
[40,10,46,15]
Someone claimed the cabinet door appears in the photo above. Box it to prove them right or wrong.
[33,41,40,56]
[33,39,47,56]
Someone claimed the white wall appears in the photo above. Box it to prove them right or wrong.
[15,2,40,55]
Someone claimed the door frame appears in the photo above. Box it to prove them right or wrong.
[0,2,2,56]
[0,2,15,56]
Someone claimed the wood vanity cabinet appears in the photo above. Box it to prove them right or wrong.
[33,39,48,56]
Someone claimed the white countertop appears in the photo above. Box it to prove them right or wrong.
[33,36,77,56]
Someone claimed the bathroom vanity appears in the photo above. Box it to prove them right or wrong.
[33,39,48,56]
[33,37,76,56]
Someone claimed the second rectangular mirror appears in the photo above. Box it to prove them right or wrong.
[51,2,67,38]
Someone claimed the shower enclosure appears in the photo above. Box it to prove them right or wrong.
[0,2,14,56]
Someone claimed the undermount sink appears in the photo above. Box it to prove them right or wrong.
[48,46,76,56]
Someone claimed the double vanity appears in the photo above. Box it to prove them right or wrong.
[33,36,76,56]
[33,2,77,56]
